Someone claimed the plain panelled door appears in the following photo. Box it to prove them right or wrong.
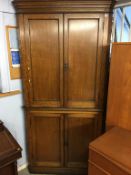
[29,112,64,167]
[65,113,98,168]
[24,13,104,109]
[64,14,104,108]
[24,14,63,107]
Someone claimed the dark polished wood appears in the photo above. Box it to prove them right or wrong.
[0,121,21,175]
[88,127,131,175]
[0,163,17,175]
[106,43,131,130]
[14,0,113,174]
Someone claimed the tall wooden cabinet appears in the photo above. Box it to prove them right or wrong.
[13,0,113,174]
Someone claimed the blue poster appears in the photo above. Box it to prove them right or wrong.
[11,51,20,65]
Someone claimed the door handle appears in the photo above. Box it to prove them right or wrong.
[64,140,68,147]
[64,63,69,71]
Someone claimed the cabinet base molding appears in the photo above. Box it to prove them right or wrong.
[28,165,87,175]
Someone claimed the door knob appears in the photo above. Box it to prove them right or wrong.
[64,63,69,71]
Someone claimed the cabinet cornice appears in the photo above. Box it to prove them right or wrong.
[13,0,114,13]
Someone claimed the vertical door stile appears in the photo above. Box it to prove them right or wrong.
[24,15,32,106]
[59,14,64,107]
[64,114,68,167]
[61,114,64,167]
[95,15,105,108]
[63,14,68,107]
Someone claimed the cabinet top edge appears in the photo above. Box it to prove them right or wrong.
[13,0,113,2]
[13,0,114,13]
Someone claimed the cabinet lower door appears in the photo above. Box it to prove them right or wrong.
[65,113,98,168]
[28,112,64,167]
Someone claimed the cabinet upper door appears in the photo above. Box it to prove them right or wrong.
[24,14,63,107]
[64,14,104,108]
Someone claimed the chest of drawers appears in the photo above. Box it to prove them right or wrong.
[88,127,131,175]
[0,121,22,175]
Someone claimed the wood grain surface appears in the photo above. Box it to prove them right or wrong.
[106,43,131,131]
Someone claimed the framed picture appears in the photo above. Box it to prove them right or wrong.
[6,26,21,79]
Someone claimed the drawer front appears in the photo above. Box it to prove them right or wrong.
[89,149,130,175]
[88,161,109,175]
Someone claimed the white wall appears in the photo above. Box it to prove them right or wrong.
[0,0,22,92]
[0,0,27,168]
[0,94,27,167]
[0,0,15,13]
[0,11,10,92]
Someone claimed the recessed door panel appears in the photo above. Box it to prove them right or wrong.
[24,14,63,107]
[65,113,98,168]
[29,112,64,167]
[64,14,104,108]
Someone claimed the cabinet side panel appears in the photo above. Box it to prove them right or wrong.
[106,43,131,130]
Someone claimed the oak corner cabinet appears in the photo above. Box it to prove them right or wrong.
[13,0,113,174]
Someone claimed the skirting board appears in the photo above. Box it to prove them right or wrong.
[18,163,28,172]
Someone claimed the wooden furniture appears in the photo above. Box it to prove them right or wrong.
[13,0,113,174]
[0,121,22,175]
[88,127,131,175]
[106,43,131,130]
